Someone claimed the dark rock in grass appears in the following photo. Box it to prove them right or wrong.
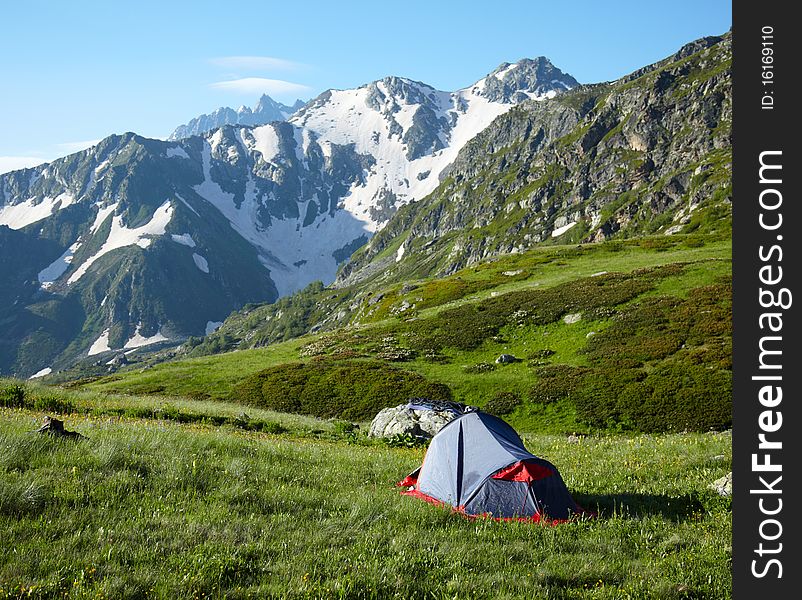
[35,416,86,440]
[495,354,520,364]
[369,399,470,439]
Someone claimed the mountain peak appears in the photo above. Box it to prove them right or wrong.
[169,94,306,141]
[474,56,579,102]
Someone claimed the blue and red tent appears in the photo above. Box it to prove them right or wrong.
[399,412,585,522]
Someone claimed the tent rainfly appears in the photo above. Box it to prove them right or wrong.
[398,411,584,522]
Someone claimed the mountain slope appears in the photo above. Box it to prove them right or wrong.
[0,59,576,377]
[340,34,731,285]
[168,95,305,140]
[191,33,731,354]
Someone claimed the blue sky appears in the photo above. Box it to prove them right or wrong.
[0,0,731,173]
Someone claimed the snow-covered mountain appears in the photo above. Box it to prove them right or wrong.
[0,57,577,377]
[168,94,306,140]
[288,57,577,230]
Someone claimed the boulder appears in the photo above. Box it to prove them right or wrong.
[709,472,732,497]
[495,354,519,364]
[35,416,85,440]
[369,400,468,439]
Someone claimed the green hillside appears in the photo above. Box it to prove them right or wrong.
[64,233,730,435]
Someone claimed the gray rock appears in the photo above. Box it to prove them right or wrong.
[495,354,519,364]
[709,472,732,497]
[369,403,462,439]
[563,313,582,324]
[108,353,128,367]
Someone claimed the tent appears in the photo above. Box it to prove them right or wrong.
[398,411,583,522]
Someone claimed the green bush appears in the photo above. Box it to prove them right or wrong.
[568,279,732,432]
[484,392,521,416]
[0,384,26,408]
[230,360,452,421]
[529,365,590,405]
[31,394,75,414]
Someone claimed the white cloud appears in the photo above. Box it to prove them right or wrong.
[209,56,304,71]
[209,77,311,96]
[56,139,102,154]
[0,156,47,175]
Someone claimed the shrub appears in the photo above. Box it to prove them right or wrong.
[0,384,26,408]
[569,279,732,432]
[484,392,521,416]
[230,360,452,421]
[31,395,75,414]
[529,365,590,405]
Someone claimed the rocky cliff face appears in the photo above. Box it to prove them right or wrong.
[339,34,731,284]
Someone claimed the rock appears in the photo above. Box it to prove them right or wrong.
[567,434,582,444]
[586,331,596,338]
[108,353,128,367]
[563,312,582,324]
[368,400,467,439]
[35,416,86,440]
[502,270,522,276]
[495,354,519,364]
[709,472,732,497]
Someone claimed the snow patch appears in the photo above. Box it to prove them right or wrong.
[93,159,111,176]
[0,193,76,229]
[551,222,577,238]
[171,233,196,247]
[29,367,52,379]
[38,240,81,288]
[251,124,281,162]
[395,243,405,262]
[90,202,118,233]
[494,63,518,80]
[175,193,200,217]
[192,253,209,273]
[124,324,168,349]
[166,146,190,159]
[88,329,112,356]
[68,201,174,284]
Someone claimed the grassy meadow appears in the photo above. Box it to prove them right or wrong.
[1,234,732,598]
[1,403,731,599]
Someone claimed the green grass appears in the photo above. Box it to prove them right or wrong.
[72,339,308,401]
[0,407,731,599]
[70,236,732,436]
[1,378,338,435]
